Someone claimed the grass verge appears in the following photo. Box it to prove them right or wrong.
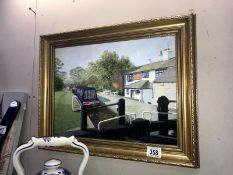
[54,90,81,133]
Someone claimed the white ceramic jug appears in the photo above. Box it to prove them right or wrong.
[13,136,89,175]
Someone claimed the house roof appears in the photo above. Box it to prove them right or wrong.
[126,57,176,74]
[153,66,176,83]
[125,80,152,89]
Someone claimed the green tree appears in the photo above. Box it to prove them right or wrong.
[119,56,135,70]
[69,66,86,85]
[55,76,65,91]
[87,50,135,89]
[55,57,64,74]
[55,57,66,91]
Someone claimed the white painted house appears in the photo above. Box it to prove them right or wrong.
[124,68,153,103]
[124,49,176,104]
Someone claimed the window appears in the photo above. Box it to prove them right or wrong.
[84,90,96,99]
[142,72,149,78]
[135,90,140,94]
[155,69,165,78]
[127,74,134,82]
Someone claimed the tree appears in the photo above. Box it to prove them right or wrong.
[119,56,135,70]
[55,57,66,91]
[87,50,135,90]
[69,66,86,85]
[55,76,65,91]
[55,57,64,74]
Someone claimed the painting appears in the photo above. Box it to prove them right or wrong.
[54,35,177,144]
[39,14,199,167]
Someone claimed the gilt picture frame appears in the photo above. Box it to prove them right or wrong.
[39,13,199,167]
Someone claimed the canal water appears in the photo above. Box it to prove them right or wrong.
[87,107,119,129]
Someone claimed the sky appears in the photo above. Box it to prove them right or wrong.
[55,35,175,78]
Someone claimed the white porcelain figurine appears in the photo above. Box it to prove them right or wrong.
[13,136,89,175]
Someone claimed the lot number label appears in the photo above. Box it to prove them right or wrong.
[146,146,161,158]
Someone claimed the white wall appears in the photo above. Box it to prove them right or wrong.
[141,70,156,83]
[153,83,176,109]
[142,89,153,104]
[1,0,233,174]
[133,90,141,101]
[124,89,131,98]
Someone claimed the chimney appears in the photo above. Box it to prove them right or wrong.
[162,48,170,61]
[147,59,152,64]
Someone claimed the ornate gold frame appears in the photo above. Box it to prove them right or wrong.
[39,14,199,168]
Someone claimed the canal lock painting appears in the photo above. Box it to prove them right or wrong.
[54,35,177,145]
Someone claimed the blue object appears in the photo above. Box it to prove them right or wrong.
[0,100,21,147]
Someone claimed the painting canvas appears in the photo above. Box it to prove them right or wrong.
[54,35,177,144]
